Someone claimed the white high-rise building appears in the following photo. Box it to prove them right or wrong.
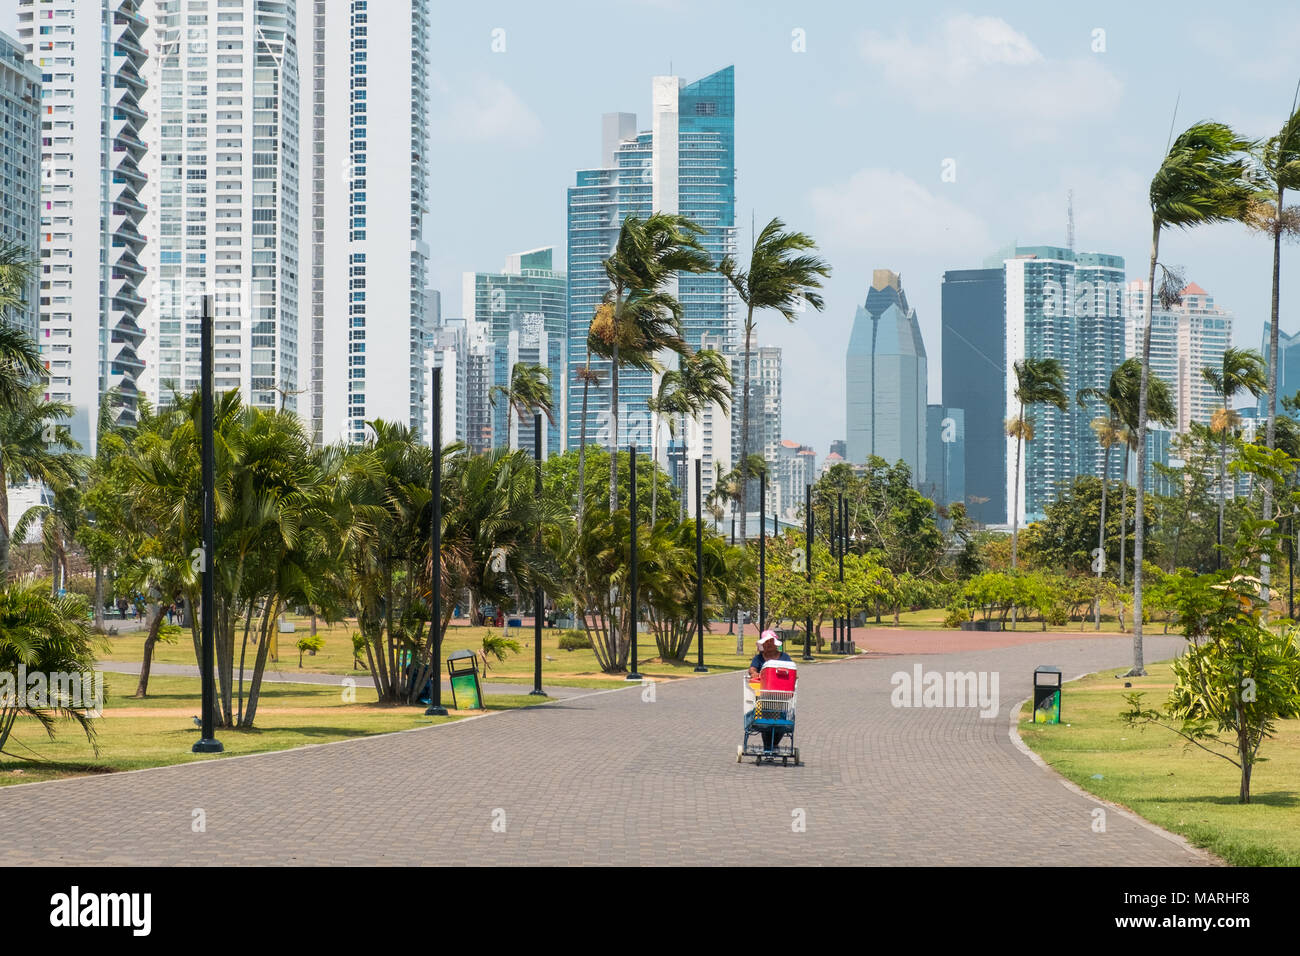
[1125,280,1232,433]
[0,32,40,338]
[18,0,149,452]
[304,0,430,446]
[140,0,299,414]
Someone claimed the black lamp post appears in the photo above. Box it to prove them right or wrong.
[843,495,853,652]
[838,492,846,652]
[803,483,813,662]
[627,445,642,681]
[193,293,222,753]
[531,412,546,696]
[694,458,707,672]
[425,366,448,717]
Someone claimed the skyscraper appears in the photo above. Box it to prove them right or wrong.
[465,247,566,452]
[143,0,299,416]
[1260,328,1300,421]
[941,267,1005,527]
[307,0,430,445]
[566,66,736,503]
[845,269,926,486]
[733,344,781,512]
[1002,245,1125,524]
[1125,280,1232,432]
[18,0,148,451]
[0,32,40,338]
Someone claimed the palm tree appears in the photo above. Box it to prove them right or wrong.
[654,348,732,525]
[1245,95,1300,598]
[574,333,602,536]
[1087,417,1123,626]
[647,372,686,528]
[488,361,555,452]
[1201,347,1267,568]
[0,387,83,575]
[0,583,99,756]
[597,213,712,515]
[1007,358,1067,569]
[1131,120,1255,676]
[1080,358,1176,586]
[721,218,830,543]
[13,483,81,597]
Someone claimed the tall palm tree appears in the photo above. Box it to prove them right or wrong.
[1131,120,1255,676]
[488,361,555,452]
[597,213,712,515]
[1245,95,1300,599]
[647,372,686,528]
[721,218,830,543]
[1201,347,1267,568]
[1007,358,1067,569]
[1087,416,1122,626]
[574,330,602,536]
[1081,358,1176,586]
[673,347,732,522]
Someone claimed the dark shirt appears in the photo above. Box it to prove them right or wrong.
[750,651,792,674]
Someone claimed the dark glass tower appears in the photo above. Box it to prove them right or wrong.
[941,268,1006,526]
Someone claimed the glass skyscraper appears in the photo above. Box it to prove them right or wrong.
[941,268,1006,527]
[566,66,736,500]
[845,270,927,486]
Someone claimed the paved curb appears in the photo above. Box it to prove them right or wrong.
[1006,668,1221,866]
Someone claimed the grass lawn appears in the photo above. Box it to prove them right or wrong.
[0,674,549,788]
[889,606,1155,633]
[1018,660,1300,866]
[101,614,842,686]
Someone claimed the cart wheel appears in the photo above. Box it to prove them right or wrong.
[782,757,788,766]
[793,747,801,766]
[736,745,743,763]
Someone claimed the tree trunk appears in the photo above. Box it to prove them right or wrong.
[577,365,591,536]
[133,605,166,698]
[1120,445,1129,586]
[1096,443,1109,630]
[739,307,755,545]
[0,466,9,579]
[609,323,621,515]
[1130,217,1160,677]
[1219,430,1228,571]
[1011,404,1024,569]
[93,566,105,632]
[1262,193,1283,605]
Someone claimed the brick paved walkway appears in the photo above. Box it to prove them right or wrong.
[0,634,1209,866]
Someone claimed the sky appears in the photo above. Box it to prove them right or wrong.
[5,1,1298,457]
[424,0,1300,456]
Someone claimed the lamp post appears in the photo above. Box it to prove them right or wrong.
[627,444,642,681]
[843,493,853,652]
[803,483,813,662]
[193,293,222,753]
[425,366,448,717]
[728,506,736,638]
[838,492,846,653]
[759,469,766,633]
[531,412,546,696]
[694,458,707,672]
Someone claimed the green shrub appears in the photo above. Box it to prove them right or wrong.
[943,602,969,629]
[558,630,591,651]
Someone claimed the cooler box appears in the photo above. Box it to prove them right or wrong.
[760,659,797,692]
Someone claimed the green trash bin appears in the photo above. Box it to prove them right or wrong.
[447,648,483,710]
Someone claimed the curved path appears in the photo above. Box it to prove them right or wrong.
[0,632,1209,866]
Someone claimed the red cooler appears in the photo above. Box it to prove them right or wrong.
[760,659,797,692]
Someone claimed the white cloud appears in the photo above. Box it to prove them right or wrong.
[808,168,992,260]
[858,15,1122,137]
[430,73,542,145]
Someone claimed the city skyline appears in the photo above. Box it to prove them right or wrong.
[417,0,1298,458]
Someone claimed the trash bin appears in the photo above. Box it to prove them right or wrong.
[447,648,483,710]
[1033,665,1062,724]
